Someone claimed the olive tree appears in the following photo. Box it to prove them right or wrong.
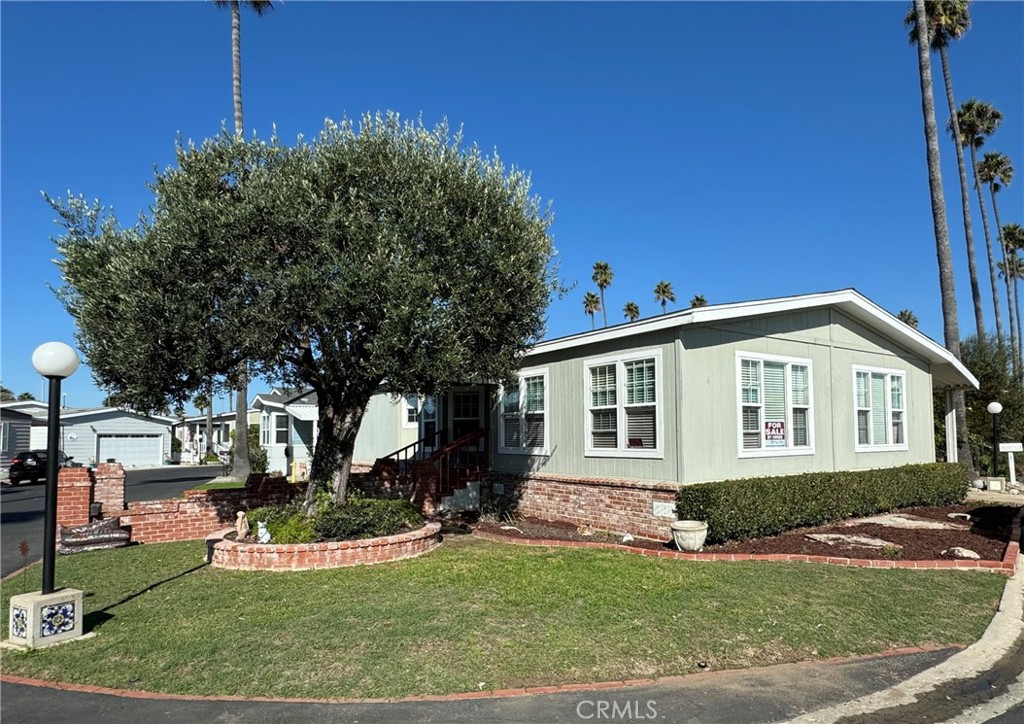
[52,113,558,503]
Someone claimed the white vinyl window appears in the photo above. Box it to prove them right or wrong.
[260,414,271,446]
[263,413,289,445]
[585,351,662,458]
[736,353,813,457]
[1,422,8,450]
[402,395,419,429]
[499,369,549,455]
[854,367,907,450]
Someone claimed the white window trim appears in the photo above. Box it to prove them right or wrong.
[402,395,419,429]
[1,422,8,450]
[853,365,908,453]
[735,351,815,459]
[583,349,664,459]
[261,412,289,447]
[498,366,550,456]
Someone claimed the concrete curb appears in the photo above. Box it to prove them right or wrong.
[785,521,1024,723]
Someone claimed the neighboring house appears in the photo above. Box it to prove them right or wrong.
[175,408,259,462]
[1,408,34,473]
[0,401,175,468]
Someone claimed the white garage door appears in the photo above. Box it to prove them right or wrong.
[97,435,163,467]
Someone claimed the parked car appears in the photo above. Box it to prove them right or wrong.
[7,450,78,486]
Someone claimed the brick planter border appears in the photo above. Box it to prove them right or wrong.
[472,507,1023,576]
[206,522,442,571]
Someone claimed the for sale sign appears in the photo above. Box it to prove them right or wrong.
[764,421,786,447]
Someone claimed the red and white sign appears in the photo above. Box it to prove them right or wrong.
[764,421,786,447]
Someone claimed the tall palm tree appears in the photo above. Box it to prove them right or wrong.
[1004,224,1024,376]
[955,99,1004,343]
[690,294,708,308]
[583,292,601,330]
[214,0,273,480]
[910,0,972,468]
[653,281,675,315]
[979,152,1017,370]
[897,309,920,328]
[906,1,986,341]
[592,261,613,328]
[623,301,640,322]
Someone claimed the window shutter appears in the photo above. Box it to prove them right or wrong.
[763,362,787,423]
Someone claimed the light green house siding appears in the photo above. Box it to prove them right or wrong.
[352,392,418,465]
[491,329,680,482]
[493,306,943,485]
[678,308,934,484]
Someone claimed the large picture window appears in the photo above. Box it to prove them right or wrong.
[585,352,662,457]
[736,353,813,456]
[499,369,548,455]
[854,367,906,450]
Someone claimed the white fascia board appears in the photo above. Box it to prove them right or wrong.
[525,288,978,390]
[59,407,177,423]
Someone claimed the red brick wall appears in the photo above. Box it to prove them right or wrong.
[207,521,442,571]
[483,473,679,541]
[56,467,95,527]
[93,462,126,514]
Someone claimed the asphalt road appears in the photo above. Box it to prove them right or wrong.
[0,464,223,577]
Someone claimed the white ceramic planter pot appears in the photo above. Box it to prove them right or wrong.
[671,520,708,551]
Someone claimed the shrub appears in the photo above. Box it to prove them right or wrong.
[676,463,970,545]
[171,436,182,454]
[313,497,423,542]
[245,503,307,542]
[225,424,267,476]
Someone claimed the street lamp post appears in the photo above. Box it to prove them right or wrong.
[987,401,1003,479]
[31,342,80,594]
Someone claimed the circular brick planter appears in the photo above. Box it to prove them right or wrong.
[206,522,442,571]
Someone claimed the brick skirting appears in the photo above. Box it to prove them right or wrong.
[206,522,442,571]
[473,506,1023,576]
[482,472,679,541]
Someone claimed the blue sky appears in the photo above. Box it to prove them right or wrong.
[2,1,1022,412]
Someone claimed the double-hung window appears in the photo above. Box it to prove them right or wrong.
[260,414,271,446]
[854,367,906,450]
[585,351,662,457]
[499,369,548,455]
[737,353,813,456]
[274,414,289,445]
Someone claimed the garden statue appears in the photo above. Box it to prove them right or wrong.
[235,511,250,540]
[257,521,271,544]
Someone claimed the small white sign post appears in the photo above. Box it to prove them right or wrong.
[998,442,1022,486]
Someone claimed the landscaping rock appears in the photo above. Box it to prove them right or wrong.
[805,533,901,549]
[940,547,981,559]
[847,513,968,530]
[947,513,971,521]
[621,533,635,543]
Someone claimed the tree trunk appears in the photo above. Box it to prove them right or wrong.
[306,388,373,509]
[233,376,251,480]
[970,142,1003,346]
[939,47,987,342]
[1016,276,1023,382]
[599,288,607,328]
[992,186,1017,375]
[231,0,244,139]
[912,0,973,471]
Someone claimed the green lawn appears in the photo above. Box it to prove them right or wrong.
[0,536,1006,699]
[186,480,246,492]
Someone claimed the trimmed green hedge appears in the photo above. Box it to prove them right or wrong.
[676,463,970,545]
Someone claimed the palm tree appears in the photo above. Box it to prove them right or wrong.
[583,292,601,330]
[906,1,986,341]
[690,294,708,308]
[623,301,640,322]
[592,261,613,328]
[909,0,972,468]
[214,0,273,480]
[955,99,1004,343]
[653,281,676,315]
[979,152,1017,370]
[1004,224,1024,376]
[897,309,920,328]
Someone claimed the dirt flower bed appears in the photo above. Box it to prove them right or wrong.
[474,504,1021,562]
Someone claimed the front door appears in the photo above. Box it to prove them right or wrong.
[449,388,484,449]
[420,395,440,454]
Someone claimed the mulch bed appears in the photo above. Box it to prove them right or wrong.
[473,503,1022,562]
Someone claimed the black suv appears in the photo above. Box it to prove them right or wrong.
[7,450,76,486]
